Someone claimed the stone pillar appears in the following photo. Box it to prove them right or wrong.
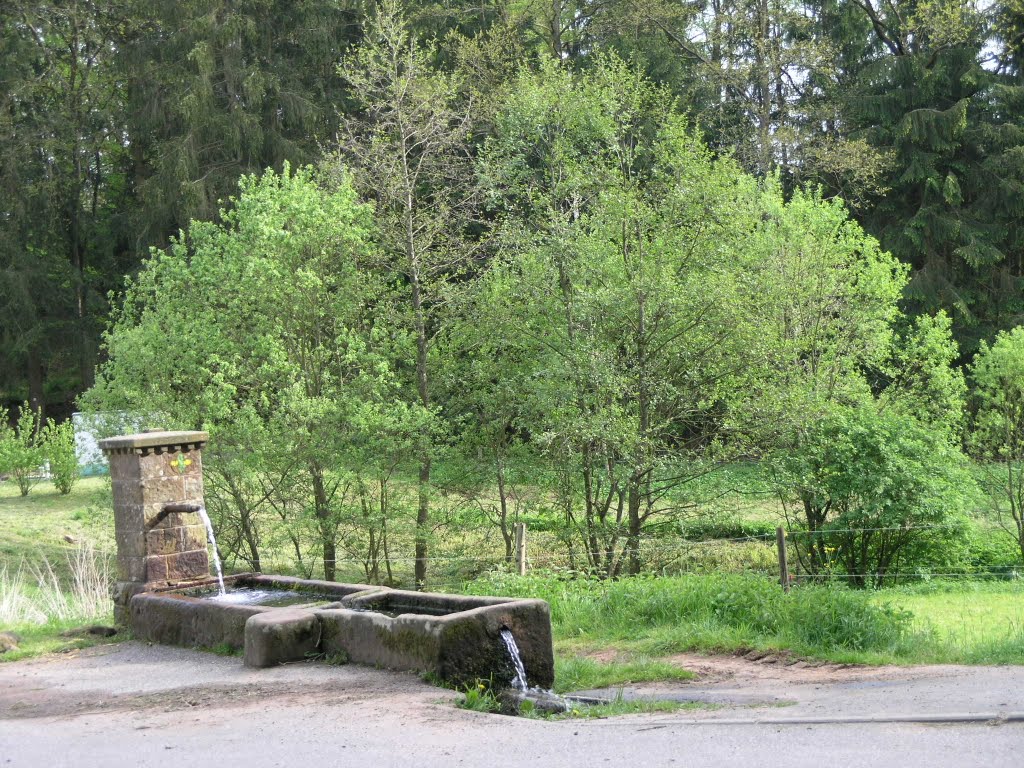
[99,431,211,622]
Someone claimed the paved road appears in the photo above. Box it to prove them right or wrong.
[1,643,1022,767]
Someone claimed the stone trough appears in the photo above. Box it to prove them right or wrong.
[100,431,554,689]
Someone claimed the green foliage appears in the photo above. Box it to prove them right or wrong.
[474,56,895,576]
[775,404,974,586]
[970,326,1024,563]
[84,165,413,581]
[784,586,912,652]
[676,518,778,542]
[0,404,45,496]
[41,421,79,495]
[840,8,1024,351]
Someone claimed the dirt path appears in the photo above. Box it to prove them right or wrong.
[1,643,1022,767]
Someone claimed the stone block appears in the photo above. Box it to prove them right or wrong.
[161,450,201,476]
[140,476,186,506]
[144,555,168,582]
[111,581,147,626]
[129,592,263,650]
[164,549,209,582]
[146,527,183,556]
[244,609,322,668]
[181,524,208,552]
[498,689,568,716]
[183,476,205,499]
[121,556,147,582]
[115,526,145,561]
[107,453,142,484]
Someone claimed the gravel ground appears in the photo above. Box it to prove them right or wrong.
[1,642,1022,767]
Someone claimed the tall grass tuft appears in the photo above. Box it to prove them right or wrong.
[461,571,917,660]
[0,541,112,626]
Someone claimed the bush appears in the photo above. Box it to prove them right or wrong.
[41,420,79,495]
[773,405,974,587]
[0,404,45,496]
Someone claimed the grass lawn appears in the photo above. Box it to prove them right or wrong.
[1,477,117,659]
[883,582,1024,664]
[0,476,114,576]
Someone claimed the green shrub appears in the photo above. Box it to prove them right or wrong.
[42,420,79,495]
[963,527,1024,575]
[0,404,45,496]
[773,405,975,587]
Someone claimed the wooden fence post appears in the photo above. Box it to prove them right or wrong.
[776,526,790,592]
[515,522,527,576]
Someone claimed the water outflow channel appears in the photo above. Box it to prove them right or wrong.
[499,628,572,714]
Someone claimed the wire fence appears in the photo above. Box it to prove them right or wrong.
[9,521,1021,593]
[294,521,1024,592]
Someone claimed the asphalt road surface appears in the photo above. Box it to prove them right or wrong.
[1,643,1021,767]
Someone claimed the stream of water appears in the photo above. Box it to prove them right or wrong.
[500,628,528,691]
[195,506,226,596]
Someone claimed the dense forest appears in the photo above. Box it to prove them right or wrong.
[5,1,1024,585]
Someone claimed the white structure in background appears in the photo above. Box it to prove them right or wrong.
[72,412,147,476]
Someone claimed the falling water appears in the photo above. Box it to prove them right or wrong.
[500,628,528,691]
[195,506,226,596]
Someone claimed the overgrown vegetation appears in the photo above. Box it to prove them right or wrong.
[461,572,1024,666]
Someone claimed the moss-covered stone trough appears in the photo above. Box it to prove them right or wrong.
[128,574,554,689]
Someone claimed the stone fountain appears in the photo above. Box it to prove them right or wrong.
[99,431,555,689]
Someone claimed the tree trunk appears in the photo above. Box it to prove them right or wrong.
[496,454,514,562]
[26,349,46,420]
[311,466,336,581]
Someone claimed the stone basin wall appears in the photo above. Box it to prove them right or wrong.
[128,578,555,689]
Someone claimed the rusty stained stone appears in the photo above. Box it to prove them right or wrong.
[164,549,209,582]
[146,527,183,557]
[181,524,208,552]
[144,555,168,582]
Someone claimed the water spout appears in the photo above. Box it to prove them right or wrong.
[500,628,528,691]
